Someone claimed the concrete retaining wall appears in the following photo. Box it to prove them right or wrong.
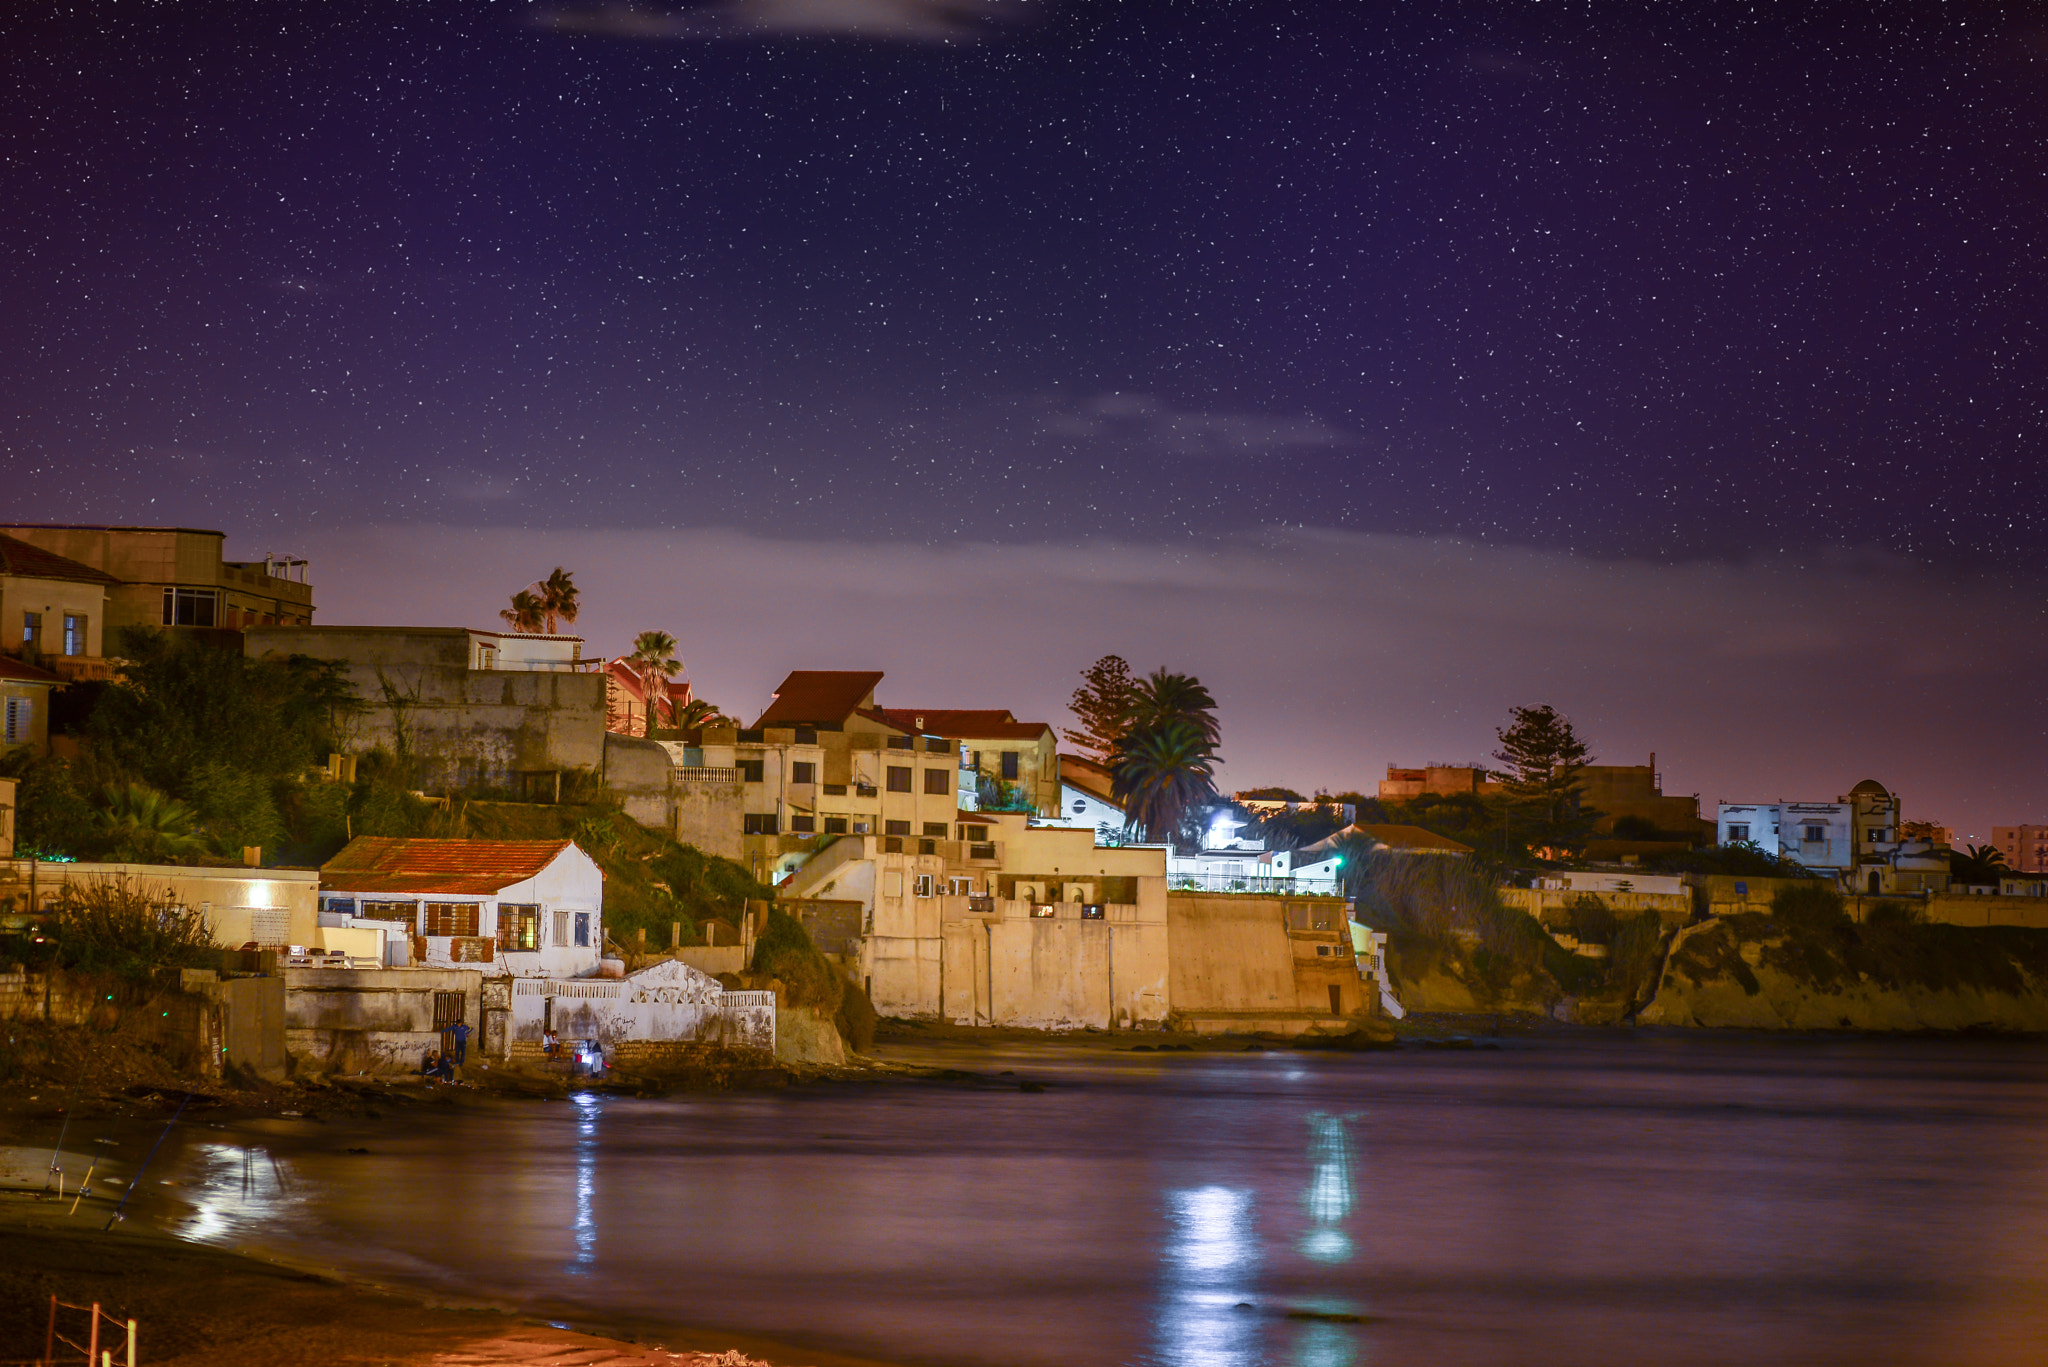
[283,966,482,1074]
[1501,886,1693,926]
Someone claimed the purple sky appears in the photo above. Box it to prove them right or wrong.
[290,523,2048,842]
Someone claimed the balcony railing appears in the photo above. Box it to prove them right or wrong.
[674,766,740,783]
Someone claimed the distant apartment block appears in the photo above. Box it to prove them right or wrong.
[1992,826,2048,874]
[0,524,313,640]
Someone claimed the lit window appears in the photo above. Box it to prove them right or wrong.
[3,697,31,744]
[61,614,87,655]
[21,612,39,647]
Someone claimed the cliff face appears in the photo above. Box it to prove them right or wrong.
[1638,915,2048,1032]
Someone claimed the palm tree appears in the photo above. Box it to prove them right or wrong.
[1112,717,1218,846]
[1951,843,2011,887]
[539,567,579,636]
[96,783,208,863]
[673,698,734,732]
[628,630,681,737]
[1125,669,1221,748]
[499,589,545,634]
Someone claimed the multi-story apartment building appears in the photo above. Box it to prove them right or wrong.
[1991,826,2048,874]
[0,524,313,641]
[1717,780,1942,894]
[867,708,1058,817]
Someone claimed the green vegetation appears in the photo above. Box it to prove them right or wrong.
[45,875,219,978]
[1950,843,2011,886]
[1491,703,1597,852]
[1351,849,1566,1003]
[1642,843,1819,878]
[3,626,360,865]
[1061,654,1137,765]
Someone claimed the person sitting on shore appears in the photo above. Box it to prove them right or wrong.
[420,1049,441,1079]
[435,1052,456,1082]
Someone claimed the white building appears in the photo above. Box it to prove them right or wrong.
[318,837,605,977]
[1717,801,1855,869]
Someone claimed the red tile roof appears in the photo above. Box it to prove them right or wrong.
[0,534,121,586]
[874,708,1053,742]
[1350,824,1474,854]
[0,656,64,685]
[320,837,582,895]
[754,670,885,727]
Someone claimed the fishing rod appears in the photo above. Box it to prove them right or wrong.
[105,1092,191,1232]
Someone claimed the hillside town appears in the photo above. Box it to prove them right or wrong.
[3,523,2046,1082]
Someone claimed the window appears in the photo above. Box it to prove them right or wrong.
[1001,751,1020,781]
[885,819,911,836]
[948,877,973,895]
[433,991,466,1030]
[1726,824,1750,843]
[574,912,591,948]
[1081,904,1105,920]
[922,822,948,838]
[887,766,912,792]
[1030,904,1055,918]
[913,874,936,898]
[423,903,479,936]
[21,612,39,648]
[852,821,871,835]
[823,783,848,796]
[883,836,903,853]
[824,817,848,835]
[161,587,217,627]
[970,843,997,860]
[886,734,914,750]
[790,814,816,833]
[1803,824,1826,842]
[961,824,989,841]
[363,900,414,923]
[919,838,937,855]
[743,813,780,835]
[923,768,952,796]
[738,759,765,783]
[924,736,951,753]
[552,908,571,946]
[497,903,540,952]
[791,761,816,785]
[3,697,31,745]
[319,896,356,916]
[61,614,87,656]
[1868,828,1889,843]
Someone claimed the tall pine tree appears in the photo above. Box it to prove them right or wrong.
[1062,655,1137,763]
[1490,703,1596,846]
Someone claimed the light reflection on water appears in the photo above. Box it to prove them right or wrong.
[152,1037,2048,1367]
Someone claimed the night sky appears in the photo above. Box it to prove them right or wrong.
[6,1,2047,830]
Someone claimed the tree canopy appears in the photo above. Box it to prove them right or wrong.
[1062,655,1136,764]
[1490,703,1597,849]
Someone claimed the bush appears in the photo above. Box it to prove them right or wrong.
[1565,894,1617,945]
[51,875,218,978]
[750,906,842,1013]
[1772,882,1849,929]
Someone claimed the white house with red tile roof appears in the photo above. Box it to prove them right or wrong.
[317,836,605,978]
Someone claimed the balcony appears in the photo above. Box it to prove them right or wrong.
[673,766,740,783]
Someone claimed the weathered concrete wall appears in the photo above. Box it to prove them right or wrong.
[193,975,286,1079]
[673,945,747,977]
[246,626,606,794]
[1166,893,1361,1033]
[604,732,673,830]
[1683,874,1816,920]
[505,961,775,1054]
[283,966,482,1074]
[0,968,229,1076]
[775,1004,847,1066]
[1915,894,2048,929]
[936,903,1168,1030]
[673,775,745,860]
[1501,886,1693,927]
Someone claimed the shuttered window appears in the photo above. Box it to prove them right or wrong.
[424,903,479,936]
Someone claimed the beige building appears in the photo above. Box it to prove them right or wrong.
[783,810,1171,1029]
[1,533,118,684]
[868,708,1058,817]
[0,658,63,758]
[670,671,1058,884]
[0,524,314,641]
[0,858,321,951]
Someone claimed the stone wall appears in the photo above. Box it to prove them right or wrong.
[282,966,483,1074]
[1501,886,1694,927]
[1165,893,1363,1034]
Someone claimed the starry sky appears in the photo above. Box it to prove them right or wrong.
[6,0,2047,829]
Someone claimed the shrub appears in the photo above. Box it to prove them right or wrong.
[51,875,218,978]
[750,906,842,1013]
[1772,882,1849,929]
[1565,893,1617,945]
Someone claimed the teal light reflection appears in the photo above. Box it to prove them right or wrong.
[1300,1113,1355,1264]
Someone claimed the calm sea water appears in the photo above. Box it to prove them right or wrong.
[149,1034,2048,1367]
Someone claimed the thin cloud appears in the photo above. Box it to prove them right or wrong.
[1043,392,1348,457]
[530,0,1042,42]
